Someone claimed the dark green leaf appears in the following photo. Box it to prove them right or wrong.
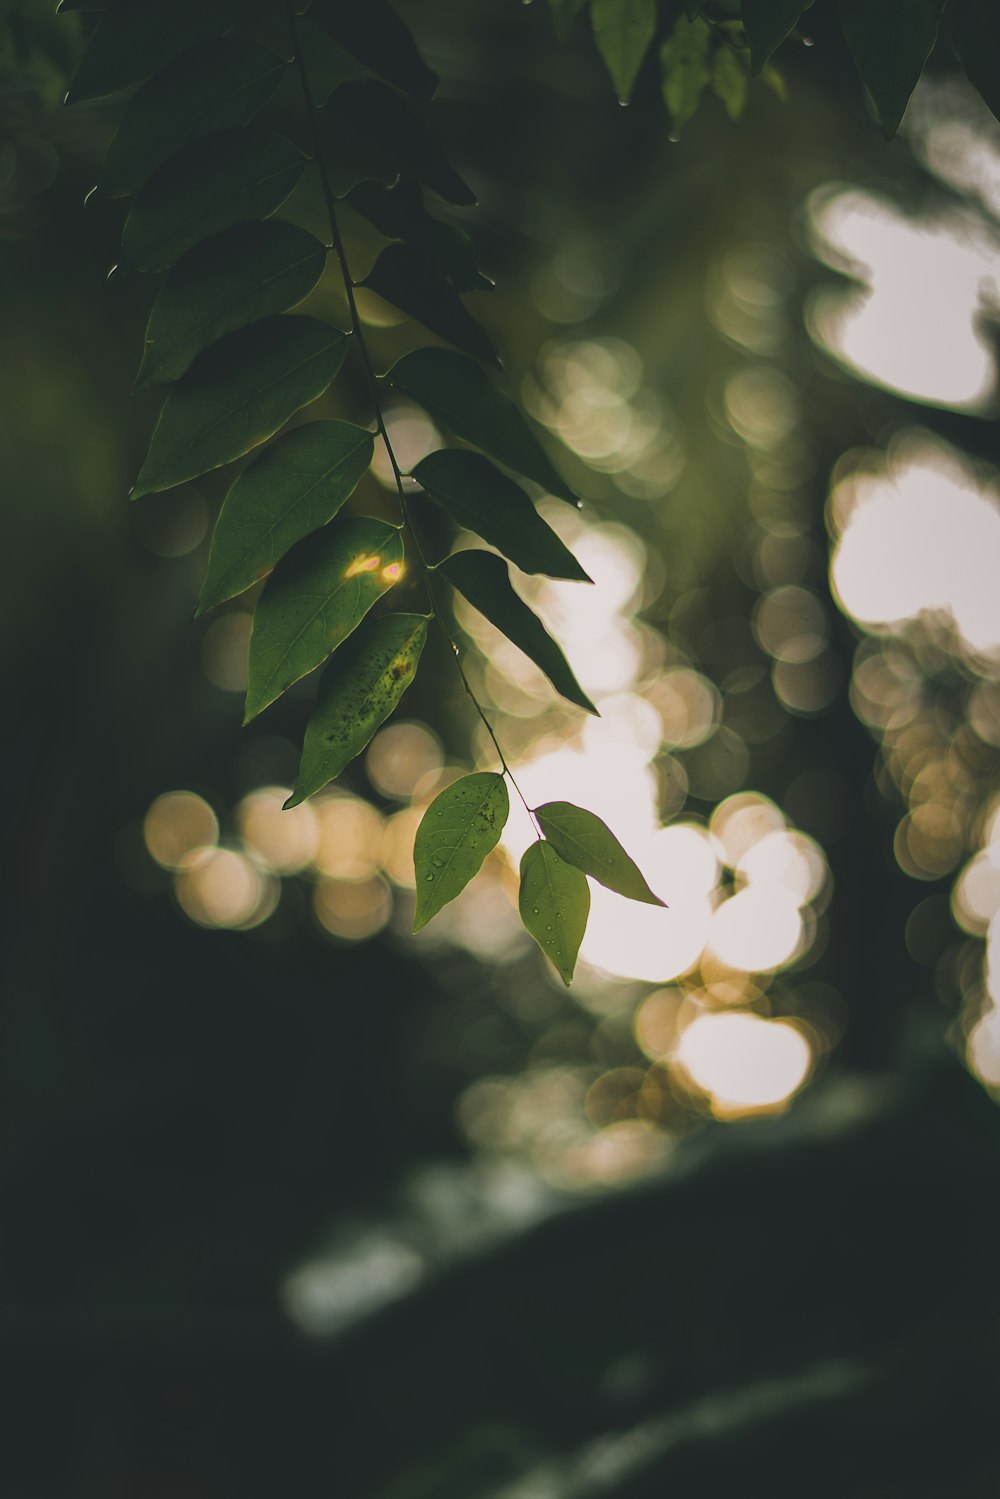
[953,0,1000,124]
[386,348,581,507]
[117,129,306,275]
[325,82,475,207]
[741,0,813,74]
[309,0,438,100]
[198,421,375,615]
[99,39,286,199]
[132,316,346,498]
[347,178,492,292]
[411,450,591,581]
[839,0,945,138]
[66,0,241,103]
[137,222,326,387]
[535,801,666,905]
[361,244,498,366]
[245,516,404,722]
[437,549,597,715]
[286,612,428,804]
[412,772,510,931]
[547,0,586,42]
[711,44,749,119]
[591,0,657,103]
[660,15,712,131]
[519,840,590,986]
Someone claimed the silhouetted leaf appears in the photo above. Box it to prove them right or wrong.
[711,45,749,119]
[592,0,657,103]
[412,772,510,931]
[839,0,945,138]
[661,15,712,130]
[100,39,286,198]
[245,516,404,722]
[132,316,346,498]
[547,0,586,42]
[411,450,591,581]
[437,549,597,714]
[519,840,590,986]
[535,801,666,905]
[137,222,326,386]
[741,0,813,74]
[198,422,374,616]
[287,612,428,804]
[310,0,438,100]
[953,0,1000,124]
[117,129,306,275]
[347,178,491,292]
[361,244,497,365]
[387,348,581,506]
[66,0,241,102]
[325,82,475,207]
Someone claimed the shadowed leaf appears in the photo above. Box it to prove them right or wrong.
[412,772,510,931]
[741,0,813,74]
[535,801,666,905]
[347,178,491,292]
[519,841,590,986]
[592,0,657,103]
[839,0,945,138]
[67,0,240,102]
[309,0,438,100]
[361,244,498,365]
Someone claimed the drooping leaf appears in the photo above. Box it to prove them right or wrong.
[839,0,945,139]
[347,178,492,293]
[591,0,657,103]
[117,129,306,275]
[386,348,581,506]
[953,0,1000,124]
[660,15,712,131]
[197,422,375,616]
[711,44,749,119]
[99,39,286,199]
[535,801,666,905]
[411,450,591,581]
[361,245,498,366]
[547,0,586,42]
[132,316,346,498]
[518,840,590,986]
[245,517,404,723]
[437,549,597,715]
[325,82,476,207]
[66,0,240,103]
[137,222,327,387]
[741,0,813,74]
[309,0,438,100]
[412,772,510,931]
[286,612,428,805]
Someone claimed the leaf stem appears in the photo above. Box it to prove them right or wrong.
[283,3,537,828]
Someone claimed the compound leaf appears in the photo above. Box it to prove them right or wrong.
[741,0,813,74]
[412,772,510,931]
[67,0,241,102]
[287,612,428,805]
[437,549,597,715]
[519,840,590,986]
[535,801,666,905]
[591,0,657,103]
[246,516,404,723]
[411,449,590,581]
[839,0,945,138]
[198,421,375,616]
[132,316,346,498]
[661,14,712,131]
[387,347,580,506]
[361,244,497,365]
[309,0,438,100]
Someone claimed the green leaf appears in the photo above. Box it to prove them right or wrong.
[953,0,1000,124]
[547,0,586,42]
[361,245,498,366]
[117,129,306,276]
[839,0,945,139]
[245,517,404,723]
[437,549,597,715]
[386,348,581,507]
[309,0,438,100]
[325,82,476,207]
[347,178,492,293]
[411,450,591,582]
[660,15,712,131]
[535,801,665,905]
[132,316,346,499]
[591,0,657,103]
[740,0,813,74]
[197,421,375,616]
[711,45,749,119]
[66,0,240,103]
[137,222,326,387]
[286,612,428,805]
[412,772,510,931]
[518,841,590,986]
[99,39,286,199]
